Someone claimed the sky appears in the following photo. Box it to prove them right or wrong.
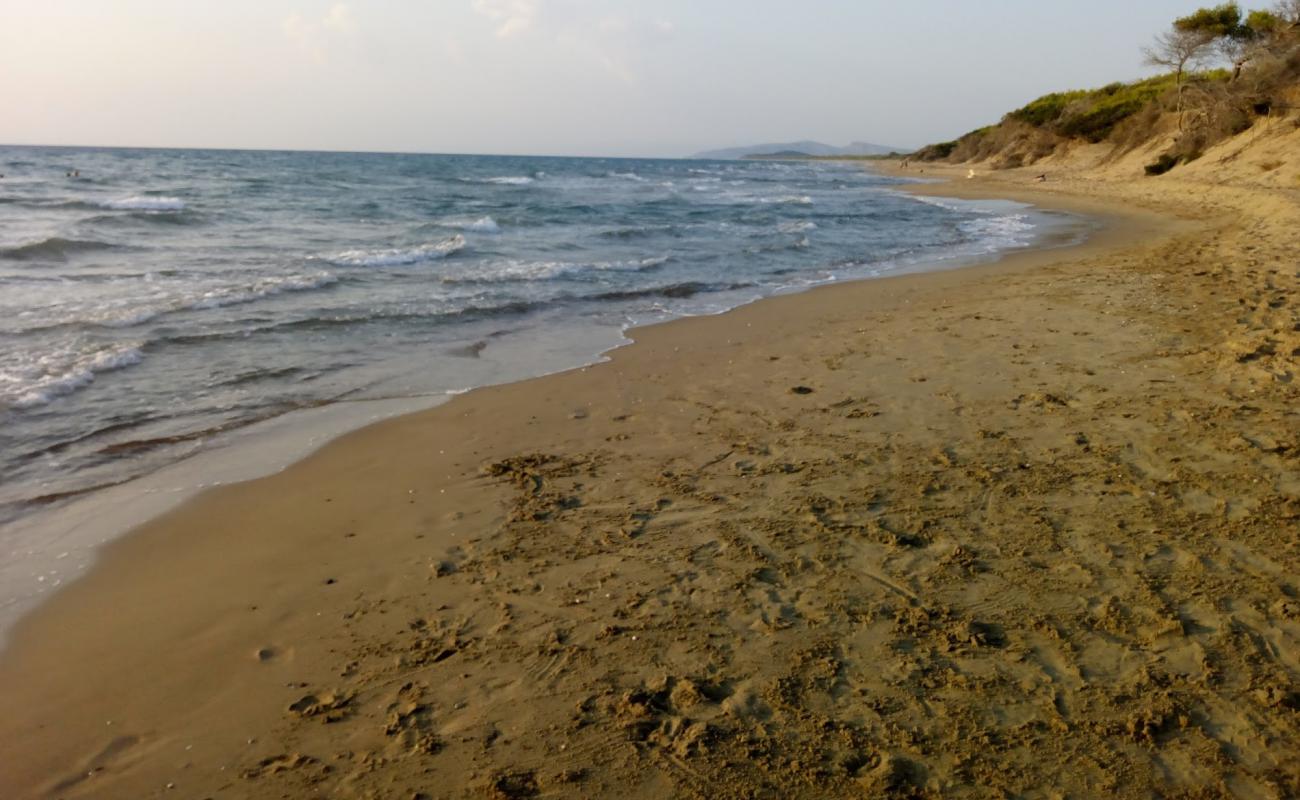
[0,1,1215,157]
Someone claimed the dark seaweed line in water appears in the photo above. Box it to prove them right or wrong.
[9,373,358,472]
[0,237,125,261]
[1,394,349,522]
[91,404,322,457]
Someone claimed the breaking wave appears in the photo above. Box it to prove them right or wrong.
[101,196,186,211]
[442,255,669,284]
[9,272,340,333]
[437,216,500,233]
[1,342,145,409]
[321,235,466,267]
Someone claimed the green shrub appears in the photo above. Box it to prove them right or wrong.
[1008,90,1089,126]
[1004,72,1232,142]
[917,141,957,160]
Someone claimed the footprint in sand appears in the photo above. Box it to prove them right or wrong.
[46,735,141,794]
[255,646,293,663]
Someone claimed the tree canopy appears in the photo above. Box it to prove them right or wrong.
[1176,3,1245,38]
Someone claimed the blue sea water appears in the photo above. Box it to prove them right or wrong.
[0,146,1063,532]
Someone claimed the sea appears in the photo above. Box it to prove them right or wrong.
[0,145,1081,635]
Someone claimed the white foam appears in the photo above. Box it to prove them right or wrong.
[959,214,1035,251]
[608,171,646,182]
[1,342,144,409]
[439,216,500,233]
[904,194,967,212]
[778,221,818,234]
[323,235,466,267]
[4,272,339,334]
[101,196,186,212]
[185,272,340,310]
[484,176,533,186]
[445,254,668,284]
[763,195,814,205]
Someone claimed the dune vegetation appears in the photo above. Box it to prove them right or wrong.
[914,2,1300,173]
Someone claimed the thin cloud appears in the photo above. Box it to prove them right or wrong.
[283,3,357,61]
[322,3,357,34]
[472,0,538,38]
[580,13,677,83]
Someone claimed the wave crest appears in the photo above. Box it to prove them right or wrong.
[763,195,814,205]
[438,216,500,233]
[102,196,186,211]
[8,271,340,333]
[443,255,669,285]
[184,272,340,312]
[1,342,145,409]
[322,235,466,267]
[778,221,818,234]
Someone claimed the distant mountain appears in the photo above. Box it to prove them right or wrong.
[691,140,909,160]
[748,150,815,158]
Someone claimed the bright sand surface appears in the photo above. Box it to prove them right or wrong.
[1,150,1297,798]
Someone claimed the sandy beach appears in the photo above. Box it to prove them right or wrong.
[1,149,1298,799]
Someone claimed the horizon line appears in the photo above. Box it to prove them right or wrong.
[0,140,917,161]
[0,141,746,161]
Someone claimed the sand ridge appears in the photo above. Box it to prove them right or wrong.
[0,161,1297,798]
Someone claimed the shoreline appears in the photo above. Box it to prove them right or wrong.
[0,180,1084,648]
[2,162,1296,798]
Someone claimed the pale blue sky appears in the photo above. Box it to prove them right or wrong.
[1,1,1211,156]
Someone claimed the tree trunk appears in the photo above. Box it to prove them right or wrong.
[1176,65,1186,131]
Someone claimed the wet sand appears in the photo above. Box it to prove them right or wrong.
[1,159,1298,799]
